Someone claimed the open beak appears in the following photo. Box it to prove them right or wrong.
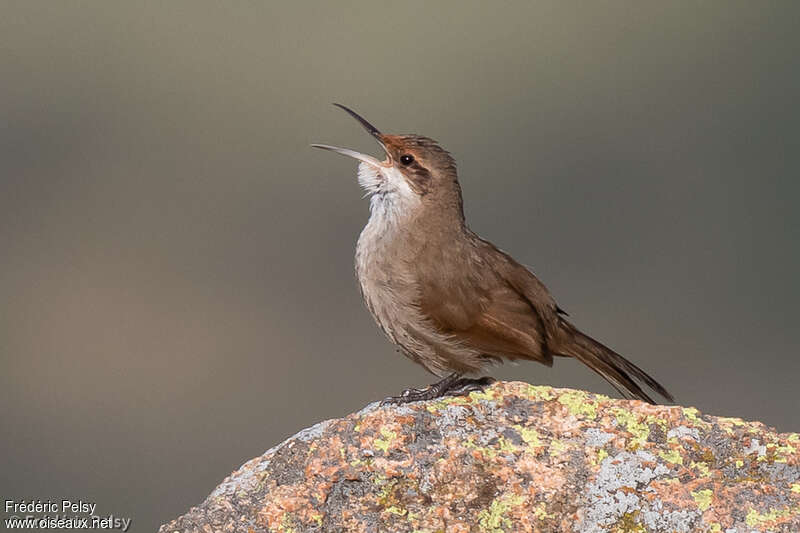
[311,104,389,167]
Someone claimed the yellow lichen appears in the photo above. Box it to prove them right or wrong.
[692,489,713,511]
[589,447,609,466]
[597,448,608,464]
[420,382,502,412]
[691,460,710,476]
[774,443,796,463]
[376,477,411,519]
[720,416,744,424]
[497,436,517,454]
[373,427,397,454]
[791,483,800,494]
[745,507,792,527]
[525,385,554,401]
[477,494,524,532]
[549,438,568,457]
[279,513,297,533]
[532,502,552,521]
[594,392,611,402]
[612,511,646,532]
[682,407,711,429]
[557,390,597,419]
[612,408,651,448]
[659,448,684,465]
[716,416,745,427]
[469,388,499,402]
[463,437,498,459]
[424,392,480,413]
[513,424,542,449]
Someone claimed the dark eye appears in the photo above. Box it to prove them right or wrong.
[400,154,414,165]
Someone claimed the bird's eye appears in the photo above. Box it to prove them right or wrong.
[400,154,414,165]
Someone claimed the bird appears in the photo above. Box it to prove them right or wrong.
[311,104,674,405]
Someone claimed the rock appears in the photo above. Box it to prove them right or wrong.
[160,381,800,532]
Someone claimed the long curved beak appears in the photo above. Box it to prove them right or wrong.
[311,103,389,166]
[332,103,382,139]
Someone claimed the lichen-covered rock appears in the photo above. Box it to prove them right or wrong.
[160,382,799,533]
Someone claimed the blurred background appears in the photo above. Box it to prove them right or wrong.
[2,2,798,531]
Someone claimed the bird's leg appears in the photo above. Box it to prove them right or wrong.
[381,374,496,405]
[447,376,496,396]
[381,373,460,405]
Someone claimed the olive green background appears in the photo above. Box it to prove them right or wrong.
[2,2,798,531]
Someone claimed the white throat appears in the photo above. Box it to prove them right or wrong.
[358,162,420,231]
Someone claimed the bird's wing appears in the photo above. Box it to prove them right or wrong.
[415,234,674,403]
[415,237,559,365]
[480,238,564,344]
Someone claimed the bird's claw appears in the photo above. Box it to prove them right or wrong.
[447,376,496,396]
[380,387,432,406]
[380,376,496,406]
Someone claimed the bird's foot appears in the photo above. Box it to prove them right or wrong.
[447,376,496,396]
[381,374,496,405]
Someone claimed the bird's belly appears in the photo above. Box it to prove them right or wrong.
[355,240,484,375]
[356,261,418,351]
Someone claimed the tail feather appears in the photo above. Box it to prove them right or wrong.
[557,321,674,404]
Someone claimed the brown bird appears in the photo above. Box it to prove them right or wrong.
[312,104,674,405]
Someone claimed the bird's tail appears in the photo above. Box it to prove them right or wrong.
[556,320,674,404]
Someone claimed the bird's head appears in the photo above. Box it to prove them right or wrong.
[312,104,463,218]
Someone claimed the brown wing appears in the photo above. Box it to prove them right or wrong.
[416,235,560,365]
[414,233,674,403]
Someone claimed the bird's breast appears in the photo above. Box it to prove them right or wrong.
[353,215,488,375]
[354,214,423,342]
